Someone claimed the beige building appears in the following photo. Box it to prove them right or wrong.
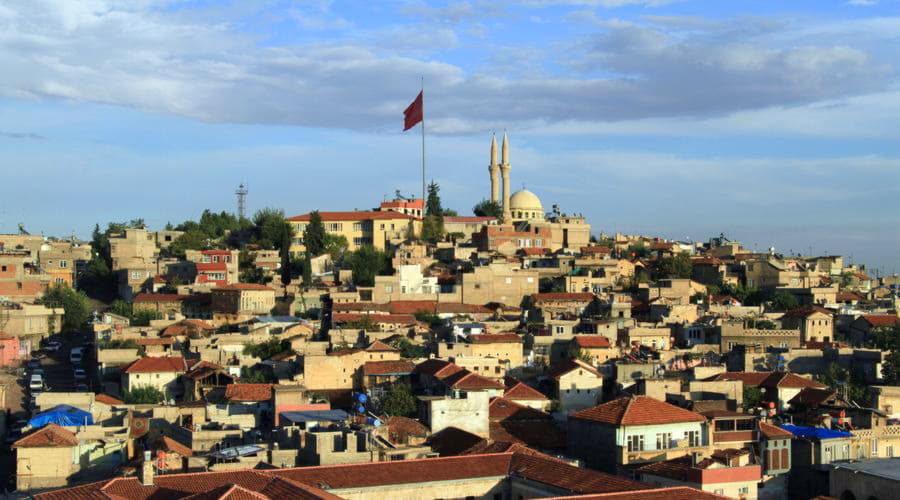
[211,284,276,315]
[302,341,401,391]
[109,228,162,299]
[0,301,64,350]
[121,356,187,399]
[780,305,834,343]
[287,211,421,254]
[549,358,605,413]
[13,424,80,491]
[719,321,801,352]
[438,333,525,372]
[456,262,539,307]
[745,258,821,290]
[371,264,439,303]
[0,250,51,301]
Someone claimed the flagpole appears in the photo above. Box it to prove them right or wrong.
[421,76,426,204]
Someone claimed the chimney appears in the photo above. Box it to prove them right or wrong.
[140,450,155,486]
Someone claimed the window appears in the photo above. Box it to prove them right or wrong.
[59,260,68,268]
[0,265,5,272]
[738,487,749,495]
[656,432,672,450]
[871,438,878,457]
[527,277,534,283]
[131,271,143,280]
[202,255,211,263]
[213,255,219,263]
[505,277,512,284]
[385,286,393,293]
[626,435,644,452]
[328,223,342,231]
[686,430,700,447]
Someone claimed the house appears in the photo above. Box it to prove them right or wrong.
[287,210,421,253]
[121,356,187,399]
[303,341,402,391]
[848,314,899,345]
[567,396,708,472]
[636,450,761,499]
[362,359,416,398]
[571,335,617,364]
[780,306,834,344]
[532,292,596,317]
[488,397,566,452]
[548,358,604,413]
[707,371,826,411]
[151,436,194,473]
[503,377,550,411]
[12,423,80,491]
[181,360,235,402]
[132,293,186,317]
[0,301,63,350]
[211,283,276,315]
[438,332,525,373]
[184,249,239,286]
[758,421,793,478]
[220,383,274,430]
[718,321,801,352]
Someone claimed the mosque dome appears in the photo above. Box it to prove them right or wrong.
[510,189,543,212]
[509,189,544,222]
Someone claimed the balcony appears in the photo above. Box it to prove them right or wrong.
[713,430,758,444]
[616,443,709,465]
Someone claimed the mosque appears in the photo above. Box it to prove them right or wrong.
[480,132,591,252]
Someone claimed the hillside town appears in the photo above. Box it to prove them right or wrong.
[1,136,899,500]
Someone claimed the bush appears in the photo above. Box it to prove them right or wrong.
[123,385,166,404]
[390,337,428,359]
[132,309,162,326]
[243,338,291,360]
[97,339,139,349]
[380,382,417,417]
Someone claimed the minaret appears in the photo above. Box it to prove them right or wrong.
[500,131,512,223]
[489,133,499,203]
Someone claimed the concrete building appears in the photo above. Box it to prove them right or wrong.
[0,301,64,351]
[780,305,834,344]
[457,262,539,307]
[719,320,801,352]
[211,283,276,315]
[567,396,709,473]
[12,424,81,492]
[371,264,438,303]
[548,358,605,413]
[830,458,900,500]
[438,333,524,372]
[121,356,187,399]
[303,341,401,391]
[636,451,762,499]
[287,210,421,254]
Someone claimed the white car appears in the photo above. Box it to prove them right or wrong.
[73,368,87,380]
[45,341,62,352]
[29,374,44,392]
[70,347,84,364]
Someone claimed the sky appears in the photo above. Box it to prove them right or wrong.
[1,0,899,274]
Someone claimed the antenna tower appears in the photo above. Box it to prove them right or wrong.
[236,184,248,219]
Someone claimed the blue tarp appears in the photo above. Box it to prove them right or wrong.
[780,424,851,440]
[29,404,93,428]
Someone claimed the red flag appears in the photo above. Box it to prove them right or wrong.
[403,91,423,131]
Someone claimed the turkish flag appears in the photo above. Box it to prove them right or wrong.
[403,91,423,131]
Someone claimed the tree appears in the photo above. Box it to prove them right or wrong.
[123,385,165,404]
[651,254,693,280]
[243,338,291,360]
[421,215,444,245]
[167,229,209,258]
[240,365,275,383]
[252,208,294,250]
[390,337,429,358]
[40,284,90,333]
[865,324,899,350]
[742,386,764,411]
[473,199,503,218]
[819,362,867,404]
[566,344,594,364]
[770,291,799,311]
[426,181,443,216]
[132,309,162,326]
[323,233,349,258]
[345,246,389,287]
[302,251,313,286]
[882,348,900,385]
[380,382,417,417]
[304,211,327,256]
[109,300,133,319]
[626,243,649,258]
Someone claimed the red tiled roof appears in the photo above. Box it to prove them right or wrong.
[133,293,187,303]
[443,216,496,223]
[363,360,415,376]
[574,335,611,348]
[504,379,549,401]
[782,305,833,318]
[155,435,194,457]
[95,393,124,405]
[426,427,488,456]
[413,358,464,378]
[532,292,595,302]
[706,371,771,387]
[489,420,566,451]
[366,340,400,352]
[548,487,732,500]
[835,291,864,303]
[711,371,826,390]
[508,452,647,494]
[862,314,899,327]
[787,387,835,407]
[571,396,706,426]
[226,384,273,402]
[123,356,186,374]
[12,424,78,448]
[548,358,602,379]
[287,211,417,222]
[379,199,424,209]
[383,416,429,443]
[441,369,505,391]
[332,313,418,324]
[580,246,612,254]
[386,300,438,314]
[520,247,549,256]
[214,283,274,291]
[469,333,523,344]
[490,397,553,422]
[136,337,175,346]
[437,303,492,314]
[758,421,794,439]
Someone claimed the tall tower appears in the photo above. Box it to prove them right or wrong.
[500,131,512,223]
[488,133,500,203]
[235,183,248,219]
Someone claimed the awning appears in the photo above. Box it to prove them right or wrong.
[208,444,265,460]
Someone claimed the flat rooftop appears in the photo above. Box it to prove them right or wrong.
[832,458,900,482]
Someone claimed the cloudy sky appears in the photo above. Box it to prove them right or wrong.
[1,0,899,273]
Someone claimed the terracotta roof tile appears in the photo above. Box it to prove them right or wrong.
[490,397,554,422]
[136,337,175,346]
[862,314,899,327]
[503,379,549,401]
[124,356,186,374]
[413,358,464,379]
[366,340,399,352]
[441,369,505,391]
[571,396,706,426]
[532,292,595,302]
[225,384,273,402]
[95,393,125,405]
[155,435,194,457]
[528,486,731,500]
[548,358,602,379]
[574,335,611,348]
[385,300,437,314]
[509,452,648,494]
[382,416,429,444]
[787,387,835,406]
[12,423,78,448]
[363,359,415,376]
[758,421,794,439]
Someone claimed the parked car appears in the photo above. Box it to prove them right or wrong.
[29,374,44,392]
[70,347,84,364]
[44,340,62,352]
[27,359,41,370]
[73,368,87,380]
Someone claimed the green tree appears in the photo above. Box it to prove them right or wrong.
[109,299,133,319]
[240,366,273,383]
[132,309,162,326]
[345,246,389,287]
[380,382,417,417]
[123,385,165,404]
[882,348,900,385]
[304,211,327,256]
[770,291,799,311]
[243,338,291,360]
[421,215,444,244]
[302,251,313,286]
[40,284,90,333]
[566,344,594,364]
[866,324,899,350]
[323,233,349,257]
[167,229,209,258]
[651,253,693,280]
[390,337,429,358]
[819,362,867,404]
[473,199,503,218]
[425,181,443,216]
[252,208,294,250]
[742,386,764,411]
[626,242,649,258]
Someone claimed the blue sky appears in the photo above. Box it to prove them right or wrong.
[2,0,900,274]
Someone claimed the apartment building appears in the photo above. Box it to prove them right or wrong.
[287,211,421,253]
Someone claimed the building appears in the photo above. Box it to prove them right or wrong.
[848,314,899,345]
[780,305,834,344]
[443,216,498,242]
[378,196,424,217]
[718,320,801,352]
[548,358,605,413]
[109,228,162,299]
[708,371,826,411]
[438,333,525,373]
[457,262,539,307]
[0,250,51,301]
[636,451,762,499]
[287,210,421,253]
[12,423,80,491]
[830,458,900,500]
[211,283,276,315]
[370,264,439,303]
[121,356,187,399]
[184,249,240,287]
[571,336,617,364]
[0,301,64,351]
[132,293,186,317]
[567,396,708,472]
[303,341,402,391]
